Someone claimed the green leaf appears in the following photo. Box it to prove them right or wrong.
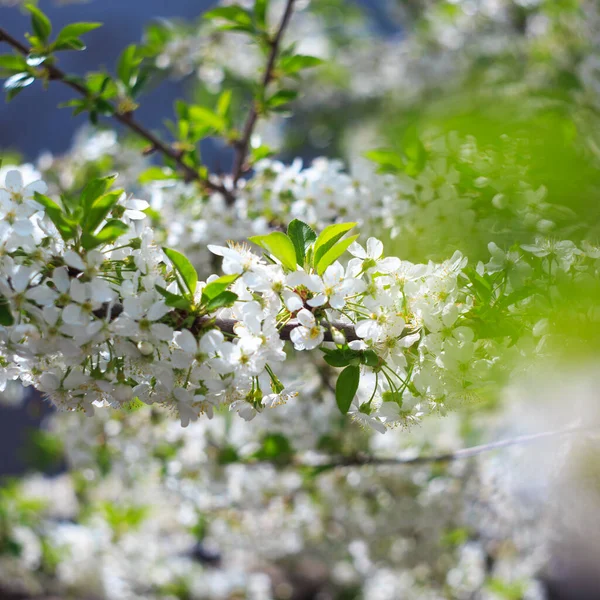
[81,174,117,213]
[253,433,294,465]
[155,285,192,310]
[248,231,297,271]
[201,274,239,304]
[138,167,176,184]
[254,0,269,27]
[205,291,238,312]
[204,6,255,32]
[0,296,14,326]
[0,55,27,73]
[84,190,122,233]
[321,347,353,368]
[280,54,323,75]
[216,89,232,118]
[117,44,141,86]
[287,219,316,266]
[316,234,358,276]
[81,220,128,250]
[266,89,298,110]
[360,350,380,368]
[26,5,52,43]
[363,148,404,174]
[188,105,227,134]
[55,22,101,46]
[335,365,360,415]
[33,193,76,241]
[313,222,356,269]
[163,247,198,298]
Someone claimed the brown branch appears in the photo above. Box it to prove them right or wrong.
[230,0,296,192]
[0,26,234,202]
[290,424,600,471]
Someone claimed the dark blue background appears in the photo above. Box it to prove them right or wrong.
[0,0,392,159]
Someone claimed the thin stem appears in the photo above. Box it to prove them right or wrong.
[247,424,600,471]
[230,0,296,191]
[0,26,234,202]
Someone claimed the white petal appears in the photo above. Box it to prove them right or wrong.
[147,301,171,321]
[63,250,86,271]
[348,241,367,259]
[150,323,174,342]
[90,279,117,303]
[366,237,383,259]
[69,279,88,304]
[199,329,225,353]
[5,170,23,193]
[62,304,84,325]
[175,329,198,354]
[25,285,57,305]
[123,298,143,320]
[283,290,303,312]
[307,293,328,308]
[12,267,32,293]
[125,198,149,211]
[377,257,401,273]
[52,267,70,293]
[23,179,47,198]
[296,308,315,328]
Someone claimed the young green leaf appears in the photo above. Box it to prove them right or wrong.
[155,285,192,311]
[312,222,356,268]
[204,6,255,33]
[248,231,297,271]
[188,105,227,135]
[204,291,238,312]
[363,148,404,174]
[83,191,122,233]
[0,55,28,73]
[266,89,298,110]
[216,89,232,118]
[335,365,360,415]
[254,0,269,28]
[279,54,323,76]
[287,219,316,265]
[81,220,128,250]
[54,22,101,51]
[33,193,76,241]
[117,44,141,87]
[316,234,359,275]
[81,174,118,213]
[163,247,198,298]
[201,274,239,304]
[26,5,52,44]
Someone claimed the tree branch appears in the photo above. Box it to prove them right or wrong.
[291,424,600,472]
[0,27,235,202]
[230,0,296,191]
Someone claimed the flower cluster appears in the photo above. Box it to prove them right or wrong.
[3,162,600,433]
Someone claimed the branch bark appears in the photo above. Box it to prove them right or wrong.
[249,424,600,471]
[0,27,234,202]
[230,0,296,191]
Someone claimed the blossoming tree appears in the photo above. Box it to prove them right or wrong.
[0,0,599,597]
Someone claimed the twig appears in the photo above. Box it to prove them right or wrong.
[230,0,296,191]
[290,424,600,472]
[0,26,234,202]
